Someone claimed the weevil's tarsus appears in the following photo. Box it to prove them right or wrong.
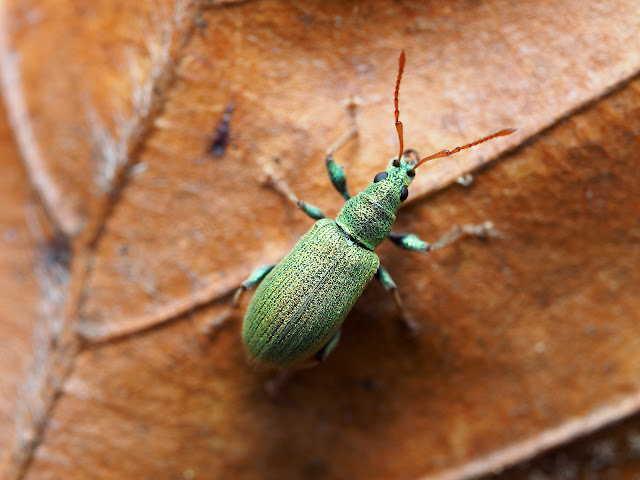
[409,128,516,172]
[376,265,420,334]
[428,221,502,250]
[265,369,294,399]
[326,126,358,158]
[260,161,327,220]
[393,50,406,168]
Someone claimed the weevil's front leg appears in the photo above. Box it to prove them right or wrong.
[262,102,358,214]
[376,265,420,334]
[233,264,276,306]
[388,221,501,253]
[325,126,358,200]
[261,162,326,220]
[324,100,359,200]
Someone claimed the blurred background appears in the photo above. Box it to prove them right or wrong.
[1,1,639,479]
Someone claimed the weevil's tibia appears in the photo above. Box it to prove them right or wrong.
[200,308,234,337]
[233,264,276,306]
[388,221,501,253]
[324,100,359,200]
[376,265,420,333]
[325,126,357,201]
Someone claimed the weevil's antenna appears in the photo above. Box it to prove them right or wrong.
[393,50,406,168]
[409,128,516,172]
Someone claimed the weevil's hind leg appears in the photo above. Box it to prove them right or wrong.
[264,329,342,397]
[260,161,327,220]
[233,264,277,306]
[315,328,342,363]
[200,307,234,337]
[265,369,294,399]
[376,265,420,334]
[388,221,501,253]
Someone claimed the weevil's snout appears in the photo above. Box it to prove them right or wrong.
[388,151,421,172]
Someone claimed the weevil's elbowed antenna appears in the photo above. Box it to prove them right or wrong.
[408,128,516,173]
[392,51,515,172]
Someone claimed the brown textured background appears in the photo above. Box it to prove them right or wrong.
[1,1,640,479]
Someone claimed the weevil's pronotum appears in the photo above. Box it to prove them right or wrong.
[235,51,514,368]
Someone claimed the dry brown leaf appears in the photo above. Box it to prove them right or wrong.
[1,1,640,479]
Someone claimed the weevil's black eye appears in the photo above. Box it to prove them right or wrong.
[373,172,388,183]
[400,186,409,202]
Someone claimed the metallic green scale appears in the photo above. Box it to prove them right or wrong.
[241,157,415,367]
[242,219,379,367]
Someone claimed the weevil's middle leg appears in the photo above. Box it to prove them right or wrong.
[376,265,420,334]
[233,264,276,306]
[388,221,501,253]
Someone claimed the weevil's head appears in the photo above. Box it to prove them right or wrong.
[335,152,418,250]
[363,152,418,211]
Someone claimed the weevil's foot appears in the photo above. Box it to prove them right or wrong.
[232,286,246,307]
[265,369,293,399]
[400,314,421,337]
[466,221,503,239]
[199,308,233,338]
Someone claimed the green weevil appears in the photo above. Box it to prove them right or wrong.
[234,51,514,368]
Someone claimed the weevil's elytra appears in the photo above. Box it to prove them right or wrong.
[242,219,379,366]
[235,51,515,368]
